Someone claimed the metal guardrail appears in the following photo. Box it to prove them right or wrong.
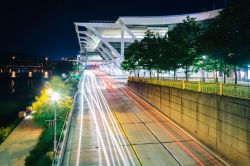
[52,72,84,166]
[51,92,77,166]
[128,77,250,100]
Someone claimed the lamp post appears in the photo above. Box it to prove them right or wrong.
[51,92,60,153]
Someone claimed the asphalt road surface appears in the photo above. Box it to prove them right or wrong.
[62,70,229,166]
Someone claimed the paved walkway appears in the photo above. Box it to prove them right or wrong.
[0,115,42,166]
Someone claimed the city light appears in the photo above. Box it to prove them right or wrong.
[46,89,60,101]
[51,92,60,101]
[11,71,16,78]
[28,71,32,78]
[44,71,49,78]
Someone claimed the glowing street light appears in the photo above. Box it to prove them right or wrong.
[46,89,60,153]
[51,91,60,153]
[51,92,60,101]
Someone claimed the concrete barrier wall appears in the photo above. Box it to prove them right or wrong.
[128,81,250,165]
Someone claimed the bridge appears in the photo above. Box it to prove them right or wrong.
[74,9,221,72]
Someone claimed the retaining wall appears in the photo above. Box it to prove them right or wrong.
[128,81,250,165]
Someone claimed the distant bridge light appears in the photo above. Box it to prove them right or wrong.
[28,71,32,78]
[11,71,16,78]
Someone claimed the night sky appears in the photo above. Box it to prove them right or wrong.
[0,0,225,59]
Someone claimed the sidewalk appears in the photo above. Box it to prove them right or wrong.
[0,115,42,166]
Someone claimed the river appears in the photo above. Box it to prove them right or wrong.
[0,70,51,126]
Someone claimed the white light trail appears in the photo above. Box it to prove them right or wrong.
[90,73,122,166]
[93,71,135,165]
[81,70,136,166]
[94,74,136,166]
[88,74,116,166]
[85,72,111,165]
[92,75,133,164]
[75,73,85,166]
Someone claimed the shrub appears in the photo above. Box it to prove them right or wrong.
[25,72,79,166]
[0,119,21,144]
[25,128,53,166]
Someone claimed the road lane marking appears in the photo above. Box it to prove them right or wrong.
[94,71,138,165]
[91,72,133,165]
[122,88,205,166]
[85,73,111,165]
[125,88,228,166]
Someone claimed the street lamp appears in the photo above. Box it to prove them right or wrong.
[51,91,60,153]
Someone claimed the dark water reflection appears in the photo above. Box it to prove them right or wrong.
[0,71,49,126]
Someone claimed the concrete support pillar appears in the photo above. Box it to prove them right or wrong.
[121,25,125,62]
[109,62,114,76]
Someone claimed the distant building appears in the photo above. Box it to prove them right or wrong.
[75,9,221,66]
[0,53,49,66]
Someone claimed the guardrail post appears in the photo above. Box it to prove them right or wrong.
[198,81,201,92]
[182,80,185,89]
[219,82,223,95]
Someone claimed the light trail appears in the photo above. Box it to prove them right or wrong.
[89,72,116,166]
[122,88,226,166]
[69,69,227,166]
[123,88,224,166]
[122,88,205,166]
[91,75,123,166]
[92,72,135,166]
[97,70,225,166]
[75,73,85,166]
[89,72,133,164]
[85,72,111,165]
[80,70,135,166]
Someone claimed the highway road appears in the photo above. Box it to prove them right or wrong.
[62,70,229,166]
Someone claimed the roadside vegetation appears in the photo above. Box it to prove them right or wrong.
[0,61,79,146]
[24,64,82,166]
[0,119,21,144]
[122,0,250,84]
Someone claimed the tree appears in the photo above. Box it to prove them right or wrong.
[194,55,224,83]
[140,30,161,77]
[159,36,181,79]
[203,0,250,84]
[122,40,143,76]
[168,16,203,81]
[122,31,163,78]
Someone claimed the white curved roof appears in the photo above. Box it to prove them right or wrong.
[117,9,221,25]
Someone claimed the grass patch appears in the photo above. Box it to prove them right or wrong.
[0,118,21,145]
